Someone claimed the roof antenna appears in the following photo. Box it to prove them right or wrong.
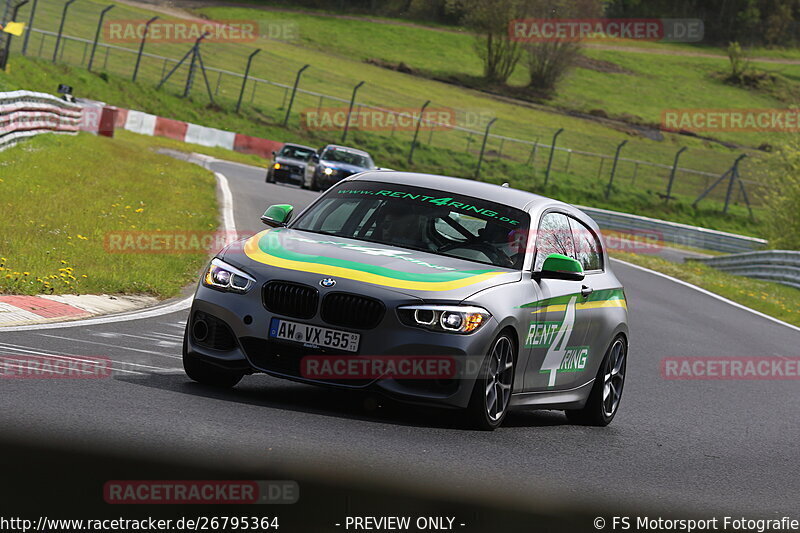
[501,182,510,188]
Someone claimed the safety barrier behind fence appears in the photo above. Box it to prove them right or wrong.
[0,90,82,151]
[692,251,800,289]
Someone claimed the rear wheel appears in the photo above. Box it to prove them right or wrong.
[466,332,515,431]
[566,336,626,426]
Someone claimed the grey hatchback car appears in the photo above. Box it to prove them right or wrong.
[184,171,629,430]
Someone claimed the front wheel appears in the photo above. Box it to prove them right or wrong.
[566,335,627,426]
[183,351,244,388]
[466,332,516,431]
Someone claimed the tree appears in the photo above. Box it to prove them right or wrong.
[455,0,525,84]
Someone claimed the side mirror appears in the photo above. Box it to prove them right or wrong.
[261,204,294,227]
[535,253,584,282]
[311,153,320,162]
[271,151,277,157]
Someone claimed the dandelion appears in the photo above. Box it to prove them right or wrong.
[134,208,144,213]
[81,275,87,278]
[60,260,68,264]
[22,272,29,276]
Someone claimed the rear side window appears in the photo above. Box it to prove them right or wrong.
[569,217,603,272]
[534,212,575,271]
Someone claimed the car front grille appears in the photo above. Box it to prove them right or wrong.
[191,311,237,351]
[321,292,385,330]
[262,281,318,319]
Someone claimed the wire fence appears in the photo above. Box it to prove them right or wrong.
[5,0,769,211]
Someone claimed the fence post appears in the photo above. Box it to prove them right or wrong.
[664,147,687,203]
[282,63,309,126]
[183,33,208,98]
[474,117,497,181]
[87,4,113,72]
[0,0,29,70]
[544,128,564,186]
[341,80,364,144]
[52,0,75,63]
[235,48,261,113]
[723,154,747,214]
[692,154,746,209]
[132,16,157,82]
[605,140,628,199]
[408,99,430,164]
[20,0,36,56]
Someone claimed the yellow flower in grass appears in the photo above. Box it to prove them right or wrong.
[134,208,144,213]
[22,272,29,276]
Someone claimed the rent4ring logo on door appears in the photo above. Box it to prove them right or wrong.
[525,296,588,387]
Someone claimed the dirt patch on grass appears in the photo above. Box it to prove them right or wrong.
[574,55,636,75]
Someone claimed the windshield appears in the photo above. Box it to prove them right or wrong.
[292,181,529,269]
[321,148,374,168]
[280,145,315,161]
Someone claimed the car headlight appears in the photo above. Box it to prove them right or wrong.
[203,258,256,293]
[322,167,334,176]
[397,305,491,334]
[273,163,281,170]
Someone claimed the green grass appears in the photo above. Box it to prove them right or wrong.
[0,132,218,298]
[611,252,800,327]
[9,0,775,188]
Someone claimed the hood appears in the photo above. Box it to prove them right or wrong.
[224,228,521,300]
[275,156,309,165]
[319,161,369,174]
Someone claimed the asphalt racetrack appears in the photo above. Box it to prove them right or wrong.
[1,160,797,527]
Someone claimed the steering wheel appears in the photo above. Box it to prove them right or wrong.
[438,240,514,268]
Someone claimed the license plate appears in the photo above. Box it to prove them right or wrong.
[269,318,360,353]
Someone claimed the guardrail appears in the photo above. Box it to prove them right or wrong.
[692,251,800,289]
[0,90,82,151]
[578,205,768,253]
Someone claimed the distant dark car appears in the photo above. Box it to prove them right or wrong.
[303,145,376,191]
[266,143,317,186]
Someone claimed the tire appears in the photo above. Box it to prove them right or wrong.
[310,174,321,192]
[466,332,516,431]
[182,331,244,388]
[266,170,274,183]
[566,335,627,426]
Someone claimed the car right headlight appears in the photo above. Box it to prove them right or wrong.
[322,166,335,176]
[397,305,491,334]
[203,258,256,293]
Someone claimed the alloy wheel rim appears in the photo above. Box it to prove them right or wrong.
[602,339,626,418]
[484,337,514,422]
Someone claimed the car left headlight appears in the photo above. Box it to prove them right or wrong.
[203,258,256,293]
[397,305,491,334]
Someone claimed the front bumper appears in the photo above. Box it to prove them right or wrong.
[184,280,498,409]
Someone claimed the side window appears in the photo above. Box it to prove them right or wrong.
[534,212,575,271]
[569,217,603,272]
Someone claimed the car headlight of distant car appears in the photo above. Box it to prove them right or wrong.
[322,166,335,176]
[203,258,256,293]
[273,163,281,170]
[397,305,491,334]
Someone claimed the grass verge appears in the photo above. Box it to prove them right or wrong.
[611,251,800,327]
[0,132,218,298]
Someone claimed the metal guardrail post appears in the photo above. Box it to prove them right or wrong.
[341,80,364,144]
[0,0,29,70]
[664,147,687,203]
[544,128,563,186]
[236,48,261,113]
[52,0,75,63]
[20,0,36,55]
[723,154,747,214]
[282,63,309,125]
[407,99,430,164]
[474,117,497,181]
[132,16,157,82]
[605,140,628,199]
[87,4,113,72]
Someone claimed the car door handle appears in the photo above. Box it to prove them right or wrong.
[581,285,593,298]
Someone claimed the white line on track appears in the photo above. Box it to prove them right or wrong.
[36,334,182,359]
[611,258,800,334]
[0,343,145,375]
[0,340,181,372]
[0,169,236,333]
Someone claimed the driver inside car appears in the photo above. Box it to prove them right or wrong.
[376,204,435,252]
